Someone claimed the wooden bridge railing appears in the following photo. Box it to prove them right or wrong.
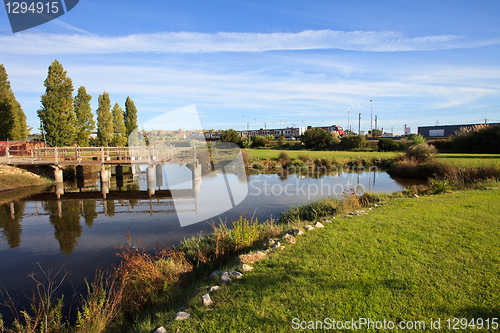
[1,145,197,165]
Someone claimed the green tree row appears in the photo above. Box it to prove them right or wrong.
[0,64,29,140]
[38,60,139,147]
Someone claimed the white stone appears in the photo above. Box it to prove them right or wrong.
[242,264,253,271]
[174,312,190,320]
[210,286,220,293]
[202,293,213,306]
[282,235,296,244]
[293,228,304,235]
[230,271,243,279]
[270,242,281,251]
[304,225,315,231]
[155,326,167,333]
[221,272,232,285]
[314,222,324,228]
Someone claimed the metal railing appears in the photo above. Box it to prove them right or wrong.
[1,145,197,165]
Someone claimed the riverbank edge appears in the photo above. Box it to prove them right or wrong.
[2,160,500,332]
[104,176,500,332]
[0,165,54,192]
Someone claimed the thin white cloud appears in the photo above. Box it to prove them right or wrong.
[1,29,499,55]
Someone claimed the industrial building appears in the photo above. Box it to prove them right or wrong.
[418,123,500,138]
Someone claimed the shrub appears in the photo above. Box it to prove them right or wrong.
[277,151,291,166]
[411,134,426,145]
[339,135,366,150]
[298,153,310,162]
[241,138,252,148]
[397,139,409,151]
[378,138,398,151]
[251,136,268,148]
[301,128,339,150]
[220,129,241,145]
[251,161,265,170]
[452,124,500,153]
[405,143,437,162]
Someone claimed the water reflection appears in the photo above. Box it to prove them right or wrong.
[0,201,24,248]
[0,165,425,253]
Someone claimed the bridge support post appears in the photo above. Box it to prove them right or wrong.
[192,159,202,193]
[100,167,109,182]
[155,164,163,189]
[147,165,155,197]
[55,182,64,200]
[76,165,84,178]
[54,167,63,183]
[116,165,123,178]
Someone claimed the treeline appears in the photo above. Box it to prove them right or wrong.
[0,65,29,140]
[0,60,139,147]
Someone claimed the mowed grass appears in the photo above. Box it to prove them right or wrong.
[248,148,396,160]
[436,153,500,168]
[161,188,500,333]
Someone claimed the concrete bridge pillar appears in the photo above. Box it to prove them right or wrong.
[55,182,64,200]
[156,164,163,189]
[9,202,14,220]
[54,167,63,183]
[100,167,110,183]
[192,160,202,193]
[147,165,155,197]
[101,179,109,200]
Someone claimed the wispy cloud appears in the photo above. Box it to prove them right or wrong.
[1,29,499,55]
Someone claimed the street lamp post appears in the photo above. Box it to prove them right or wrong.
[358,113,361,135]
[348,111,350,135]
[370,100,373,134]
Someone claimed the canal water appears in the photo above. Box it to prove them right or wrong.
[0,164,421,319]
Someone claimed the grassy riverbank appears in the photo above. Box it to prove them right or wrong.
[0,165,53,192]
[132,182,500,333]
[245,148,500,170]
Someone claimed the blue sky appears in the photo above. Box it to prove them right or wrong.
[1,0,499,134]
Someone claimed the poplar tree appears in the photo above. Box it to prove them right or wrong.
[74,86,95,146]
[0,64,29,140]
[112,102,127,146]
[124,96,138,145]
[38,60,76,146]
[96,91,113,146]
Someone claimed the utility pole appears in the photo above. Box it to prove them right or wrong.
[375,115,377,131]
[348,111,350,135]
[358,113,361,135]
[370,100,373,134]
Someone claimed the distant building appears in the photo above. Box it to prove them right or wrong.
[418,123,500,138]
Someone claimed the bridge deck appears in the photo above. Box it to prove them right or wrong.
[1,145,198,166]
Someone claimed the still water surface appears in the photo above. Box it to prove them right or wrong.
[0,164,421,311]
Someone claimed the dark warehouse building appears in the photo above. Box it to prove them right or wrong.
[418,123,500,138]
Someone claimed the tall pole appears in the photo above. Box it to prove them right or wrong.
[358,113,361,135]
[375,115,377,131]
[242,115,245,137]
[370,100,373,134]
[348,111,350,135]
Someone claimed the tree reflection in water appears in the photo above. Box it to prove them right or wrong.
[0,201,25,248]
[45,201,82,255]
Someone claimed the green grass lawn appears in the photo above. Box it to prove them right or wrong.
[436,153,500,168]
[248,148,396,160]
[139,187,500,333]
